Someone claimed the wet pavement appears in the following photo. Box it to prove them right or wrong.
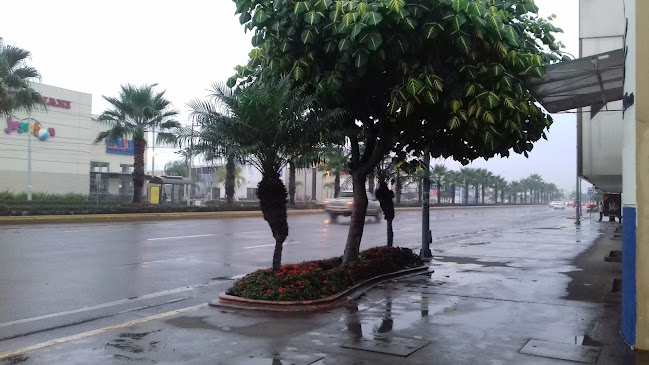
[2,209,645,364]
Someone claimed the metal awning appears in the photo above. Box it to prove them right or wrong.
[149,176,193,185]
[527,48,624,113]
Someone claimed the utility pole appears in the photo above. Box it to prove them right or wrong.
[420,149,432,259]
[26,117,32,201]
[187,121,193,206]
[151,128,156,176]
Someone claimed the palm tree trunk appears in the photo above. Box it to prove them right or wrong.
[132,138,146,203]
[395,173,402,204]
[257,173,288,272]
[343,173,368,265]
[375,180,394,247]
[464,183,469,204]
[437,183,442,204]
[494,186,498,205]
[334,172,340,198]
[417,179,422,205]
[368,172,375,192]
[288,161,296,205]
[451,184,456,204]
[225,157,235,207]
[501,189,505,205]
[474,185,479,205]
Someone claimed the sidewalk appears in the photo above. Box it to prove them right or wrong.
[2,219,644,364]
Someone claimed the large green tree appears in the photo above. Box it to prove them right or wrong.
[190,76,341,271]
[95,84,179,203]
[0,38,42,116]
[233,0,564,263]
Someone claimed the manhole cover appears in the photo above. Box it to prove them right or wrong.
[520,339,600,363]
[342,336,430,356]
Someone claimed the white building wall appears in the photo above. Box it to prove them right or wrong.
[579,0,625,192]
[0,83,137,195]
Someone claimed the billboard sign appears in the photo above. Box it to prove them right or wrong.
[106,139,134,155]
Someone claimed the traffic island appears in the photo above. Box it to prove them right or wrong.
[212,246,430,311]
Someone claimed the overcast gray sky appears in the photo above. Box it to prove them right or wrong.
[0,0,580,192]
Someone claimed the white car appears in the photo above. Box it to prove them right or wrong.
[323,191,382,221]
[549,201,565,210]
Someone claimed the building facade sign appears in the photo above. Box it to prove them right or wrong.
[106,139,134,155]
[4,118,56,141]
[43,97,71,109]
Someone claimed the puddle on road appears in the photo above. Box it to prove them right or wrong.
[1,355,28,365]
[166,316,321,338]
[433,256,510,268]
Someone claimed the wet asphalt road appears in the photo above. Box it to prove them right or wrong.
[0,206,572,351]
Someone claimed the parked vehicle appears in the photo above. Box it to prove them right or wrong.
[323,191,382,222]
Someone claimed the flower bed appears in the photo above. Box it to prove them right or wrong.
[225,246,424,301]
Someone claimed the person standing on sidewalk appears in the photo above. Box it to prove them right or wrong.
[598,200,604,221]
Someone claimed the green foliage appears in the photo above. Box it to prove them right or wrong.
[164,160,189,177]
[213,164,246,188]
[232,0,565,165]
[225,246,423,301]
[0,38,43,116]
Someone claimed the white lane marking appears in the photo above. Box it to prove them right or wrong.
[243,241,301,249]
[0,282,223,328]
[395,228,415,232]
[147,234,215,241]
[0,303,208,360]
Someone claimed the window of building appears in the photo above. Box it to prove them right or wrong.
[90,161,109,197]
[120,164,134,174]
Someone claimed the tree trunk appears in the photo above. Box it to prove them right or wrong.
[395,173,402,204]
[334,172,340,198]
[474,185,479,205]
[451,184,456,204]
[288,161,296,205]
[437,183,442,204]
[501,189,505,205]
[464,183,469,204]
[343,173,368,265]
[375,180,394,247]
[132,138,146,203]
[417,180,422,205]
[311,167,317,201]
[257,173,288,272]
[225,157,235,207]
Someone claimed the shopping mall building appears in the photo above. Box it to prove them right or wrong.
[0,83,139,198]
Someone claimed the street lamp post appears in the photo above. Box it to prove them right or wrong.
[420,148,432,259]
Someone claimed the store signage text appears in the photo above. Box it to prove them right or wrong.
[4,118,56,141]
[43,97,71,109]
[106,139,134,155]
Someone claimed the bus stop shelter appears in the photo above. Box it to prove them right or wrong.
[148,176,193,204]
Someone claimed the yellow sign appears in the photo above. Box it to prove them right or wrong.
[150,186,160,204]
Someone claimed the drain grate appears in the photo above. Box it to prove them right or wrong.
[342,336,430,356]
[520,339,600,363]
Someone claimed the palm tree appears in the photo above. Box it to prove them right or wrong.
[317,147,347,198]
[430,164,448,205]
[476,168,493,204]
[95,84,179,203]
[458,168,476,204]
[164,160,189,177]
[214,163,245,190]
[492,175,506,205]
[190,76,341,272]
[0,38,42,116]
[445,171,460,204]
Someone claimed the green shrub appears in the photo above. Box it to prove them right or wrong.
[225,246,424,301]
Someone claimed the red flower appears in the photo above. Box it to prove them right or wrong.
[332,287,336,292]
[279,288,285,293]
[267,289,272,293]
[238,282,243,286]
[293,264,299,270]
[298,281,302,286]
[291,285,294,288]
[323,280,328,284]
[262,280,267,284]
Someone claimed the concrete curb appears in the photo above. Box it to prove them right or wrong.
[0,209,324,225]
[0,204,544,225]
[211,265,431,312]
